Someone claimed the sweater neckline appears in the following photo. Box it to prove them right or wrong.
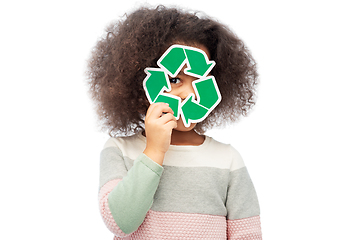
[136,132,211,152]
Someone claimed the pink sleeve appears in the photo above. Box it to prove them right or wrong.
[98,179,130,238]
[227,215,262,240]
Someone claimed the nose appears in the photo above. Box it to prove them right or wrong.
[179,82,196,101]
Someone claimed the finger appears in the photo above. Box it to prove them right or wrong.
[149,103,174,118]
[146,102,166,118]
[164,119,178,130]
[145,103,167,118]
[158,111,176,124]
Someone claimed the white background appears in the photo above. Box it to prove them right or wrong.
[1,0,359,239]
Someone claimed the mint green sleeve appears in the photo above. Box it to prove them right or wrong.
[104,151,163,234]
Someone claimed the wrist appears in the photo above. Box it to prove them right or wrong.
[143,147,165,166]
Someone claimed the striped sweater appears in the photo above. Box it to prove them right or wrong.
[98,133,262,239]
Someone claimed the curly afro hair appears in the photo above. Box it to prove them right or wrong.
[86,5,259,137]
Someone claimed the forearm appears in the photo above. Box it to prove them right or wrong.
[101,153,164,235]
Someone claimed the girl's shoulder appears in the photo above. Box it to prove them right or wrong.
[201,136,246,171]
[102,133,146,159]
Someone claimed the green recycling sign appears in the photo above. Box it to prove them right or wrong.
[143,44,222,127]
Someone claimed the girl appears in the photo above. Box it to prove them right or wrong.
[86,5,261,239]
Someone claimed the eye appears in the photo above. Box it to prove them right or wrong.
[169,77,181,84]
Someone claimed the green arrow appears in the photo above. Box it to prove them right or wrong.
[194,77,220,109]
[158,46,186,76]
[144,69,170,102]
[180,95,208,127]
[154,94,180,119]
[184,49,215,77]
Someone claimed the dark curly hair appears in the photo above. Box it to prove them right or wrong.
[86,5,259,137]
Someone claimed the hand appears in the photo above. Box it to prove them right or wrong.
[143,103,177,165]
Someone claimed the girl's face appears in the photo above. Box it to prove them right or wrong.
[167,44,211,132]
